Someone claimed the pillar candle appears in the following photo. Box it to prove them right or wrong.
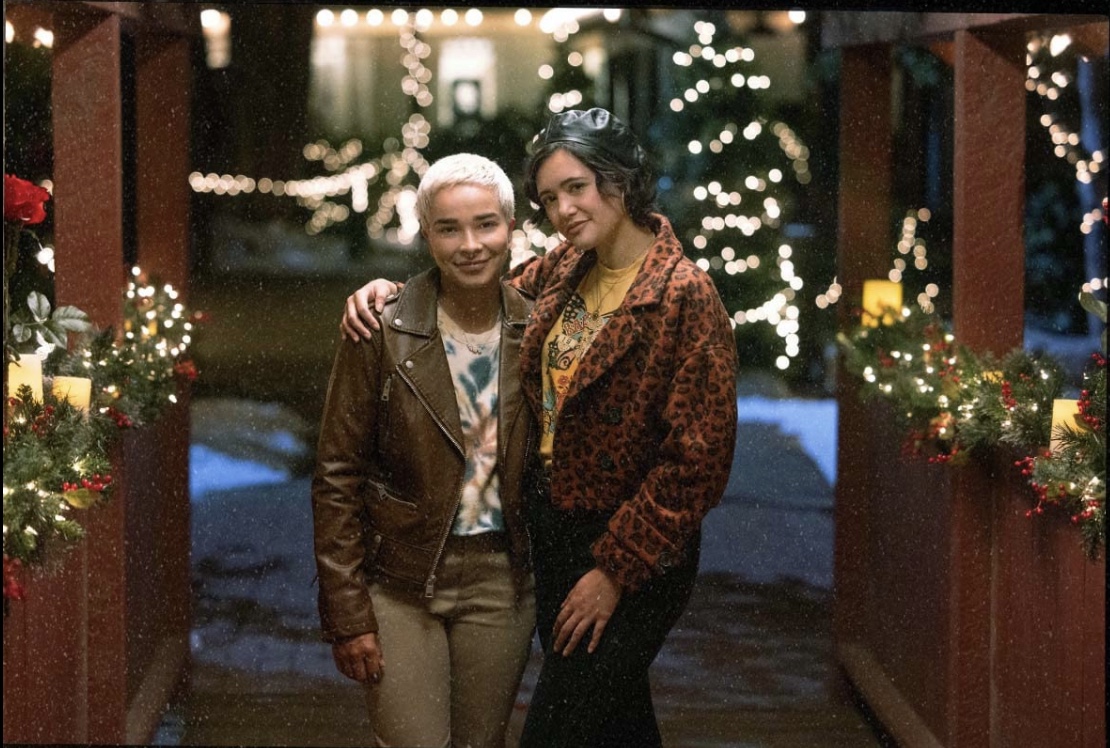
[7,352,44,403]
[1050,399,1080,453]
[52,376,93,413]
[861,279,903,327]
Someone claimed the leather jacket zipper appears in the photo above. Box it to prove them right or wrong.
[519,426,537,560]
[392,363,465,599]
[425,480,466,598]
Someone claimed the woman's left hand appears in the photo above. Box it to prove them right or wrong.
[553,567,623,656]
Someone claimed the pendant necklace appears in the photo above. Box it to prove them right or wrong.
[439,308,501,354]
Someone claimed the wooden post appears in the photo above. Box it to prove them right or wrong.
[945,26,1029,746]
[951,28,1026,355]
[52,9,130,742]
[5,5,197,743]
[125,30,195,743]
[833,43,893,649]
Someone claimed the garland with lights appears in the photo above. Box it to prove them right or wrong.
[838,294,1106,558]
[4,260,200,605]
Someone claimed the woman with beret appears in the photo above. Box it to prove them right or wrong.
[340,108,738,747]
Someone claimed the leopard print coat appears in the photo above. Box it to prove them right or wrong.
[511,214,738,591]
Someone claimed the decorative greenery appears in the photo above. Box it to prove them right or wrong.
[8,290,94,362]
[3,171,201,605]
[839,293,1106,558]
[3,269,199,601]
[1021,293,1106,556]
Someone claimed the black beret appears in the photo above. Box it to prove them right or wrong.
[534,108,645,169]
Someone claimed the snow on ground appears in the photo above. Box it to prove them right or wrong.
[737,397,837,486]
[189,444,291,499]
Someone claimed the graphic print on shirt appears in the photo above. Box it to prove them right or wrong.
[542,292,609,441]
[440,334,504,535]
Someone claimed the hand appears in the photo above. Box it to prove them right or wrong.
[332,632,386,685]
[340,279,403,342]
[553,567,622,656]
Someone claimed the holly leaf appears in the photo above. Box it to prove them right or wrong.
[36,326,66,349]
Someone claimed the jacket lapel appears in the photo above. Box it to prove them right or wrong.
[388,271,466,455]
[519,249,592,414]
[560,217,684,402]
[520,214,684,409]
[498,281,531,465]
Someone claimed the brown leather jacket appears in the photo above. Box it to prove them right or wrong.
[312,269,535,642]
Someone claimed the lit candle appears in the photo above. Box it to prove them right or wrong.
[52,376,92,413]
[861,280,903,327]
[7,352,44,403]
[982,370,1003,384]
[1050,399,1080,453]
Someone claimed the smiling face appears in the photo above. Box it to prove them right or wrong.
[423,182,513,297]
[534,149,628,254]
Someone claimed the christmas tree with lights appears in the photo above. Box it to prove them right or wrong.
[648,15,816,373]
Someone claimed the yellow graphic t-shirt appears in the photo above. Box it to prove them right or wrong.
[539,257,644,462]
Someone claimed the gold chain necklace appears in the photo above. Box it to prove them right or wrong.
[587,261,640,322]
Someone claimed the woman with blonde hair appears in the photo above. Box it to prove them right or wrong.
[313,153,536,748]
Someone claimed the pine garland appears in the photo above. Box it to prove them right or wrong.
[839,302,1105,559]
[3,267,199,593]
[1019,353,1107,556]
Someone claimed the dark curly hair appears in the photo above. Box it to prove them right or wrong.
[523,114,658,231]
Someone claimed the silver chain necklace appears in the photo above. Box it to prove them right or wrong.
[438,309,501,354]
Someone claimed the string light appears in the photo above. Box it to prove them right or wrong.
[189,9,815,375]
[1027,35,1105,185]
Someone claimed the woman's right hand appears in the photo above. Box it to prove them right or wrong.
[341,279,402,342]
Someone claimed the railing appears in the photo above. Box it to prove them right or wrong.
[830,12,1106,746]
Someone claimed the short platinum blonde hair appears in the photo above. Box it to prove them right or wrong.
[415,153,515,230]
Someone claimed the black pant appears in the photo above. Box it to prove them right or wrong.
[520,477,699,748]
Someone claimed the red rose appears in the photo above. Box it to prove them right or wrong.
[4,174,51,225]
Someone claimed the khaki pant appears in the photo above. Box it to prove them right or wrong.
[365,533,536,748]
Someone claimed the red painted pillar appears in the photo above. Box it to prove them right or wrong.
[951,28,1025,355]
[124,30,195,743]
[945,26,1029,746]
[51,9,129,743]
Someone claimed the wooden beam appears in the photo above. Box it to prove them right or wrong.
[1068,19,1110,58]
[951,27,1026,355]
[821,11,1103,48]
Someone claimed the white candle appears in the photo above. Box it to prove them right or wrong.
[7,352,44,403]
[862,279,903,327]
[1050,399,1080,453]
[52,376,92,413]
